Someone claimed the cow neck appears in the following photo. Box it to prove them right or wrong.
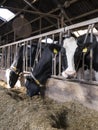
[11,46,23,74]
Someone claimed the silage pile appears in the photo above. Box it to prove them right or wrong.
[0,83,98,130]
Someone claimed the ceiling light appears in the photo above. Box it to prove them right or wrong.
[0,8,15,22]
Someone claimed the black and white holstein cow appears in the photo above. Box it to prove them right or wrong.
[62,33,98,81]
[6,39,67,97]
[25,42,66,97]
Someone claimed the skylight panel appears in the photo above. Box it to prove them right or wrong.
[0,8,15,22]
[73,28,98,37]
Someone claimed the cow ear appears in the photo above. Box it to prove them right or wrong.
[49,44,61,53]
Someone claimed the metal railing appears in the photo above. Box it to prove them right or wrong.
[0,17,98,77]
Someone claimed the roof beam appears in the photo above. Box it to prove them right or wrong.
[23,0,58,28]
[64,9,98,23]
[64,0,79,8]
[4,6,58,19]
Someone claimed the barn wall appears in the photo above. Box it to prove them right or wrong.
[46,77,98,111]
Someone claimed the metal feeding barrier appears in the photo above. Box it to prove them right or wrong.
[0,17,98,84]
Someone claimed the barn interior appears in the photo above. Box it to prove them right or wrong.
[0,0,98,45]
[1,1,98,130]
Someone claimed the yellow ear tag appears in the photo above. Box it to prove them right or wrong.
[53,48,58,54]
[12,66,17,71]
[36,80,40,85]
[82,48,88,53]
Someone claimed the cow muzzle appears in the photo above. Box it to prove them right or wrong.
[62,70,76,79]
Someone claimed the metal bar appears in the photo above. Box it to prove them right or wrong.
[64,9,98,24]
[39,38,42,58]
[4,48,7,68]
[82,25,92,79]
[64,0,79,8]
[2,7,59,38]
[52,53,54,75]
[90,24,94,81]
[30,40,32,69]
[1,17,98,48]
[23,43,26,71]
[1,48,4,68]
[34,39,40,66]
[23,0,58,29]
[7,46,10,68]
[82,53,85,79]
[59,32,62,75]
[51,75,98,86]
[5,6,58,19]
[83,25,92,43]
[52,34,56,75]
[54,54,56,75]
[0,1,37,29]
[25,41,28,71]
[57,18,60,28]
[10,46,12,65]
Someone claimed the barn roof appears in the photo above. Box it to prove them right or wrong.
[0,0,98,44]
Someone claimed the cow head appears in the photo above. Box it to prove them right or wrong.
[6,67,20,88]
[25,43,64,97]
[6,45,23,88]
[62,36,77,78]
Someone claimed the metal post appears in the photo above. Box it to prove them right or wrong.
[52,53,54,75]
[25,41,28,71]
[57,18,60,28]
[59,32,62,75]
[82,25,93,79]
[30,40,32,69]
[52,34,56,75]
[4,47,6,68]
[39,38,42,58]
[83,25,92,43]
[61,15,64,28]
[23,42,26,71]
[10,45,13,65]
[7,46,10,68]
[90,24,94,81]
[53,54,56,75]
[1,48,4,68]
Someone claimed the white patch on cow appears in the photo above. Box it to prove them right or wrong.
[41,38,57,44]
[15,80,22,88]
[5,69,22,88]
[5,69,11,88]
[95,35,98,41]
[62,37,77,77]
